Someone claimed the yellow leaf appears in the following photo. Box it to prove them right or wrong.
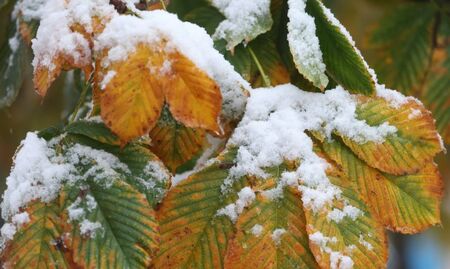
[339,96,443,175]
[321,138,443,233]
[164,50,222,134]
[224,182,319,269]
[154,149,245,268]
[99,44,223,144]
[149,110,207,172]
[303,148,388,269]
[100,45,165,144]
[1,201,72,269]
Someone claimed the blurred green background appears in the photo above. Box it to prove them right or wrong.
[0,0,449,268]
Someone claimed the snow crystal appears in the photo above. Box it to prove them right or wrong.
[11,212,30,226]
[0,224,16,241]
[327,205,362,223]
[287,0,328,88]
[250,224,263,237]
[223,84,397,211]
[359,235,373,251]
[375,84,417,109]
[95,10,249,120]
[79,219,103,238]
[408,108,422,119]
[212,0,272,49]
[271,228,286,246]
[216,187,255,222]
[310,231,353,269]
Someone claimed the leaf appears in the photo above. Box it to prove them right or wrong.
[370,3,436,94]
[303,149,388,269]
[321,138,443,233]
[99,44,222,144]
[338,96,443,175]
[423,46,450,144]
[0,25,29,108]
[63,180,159,269]
[65,120,121,146]
[184,6,224,35]
[99,44,166,144]
[211,0,273,50]
[305,0,375,95]
[63,131,171,207]
[154,149,247,268]
[1,201,72,269]
[149,109,207,172]
[224,183,319,269]
[287,0,328,89]
[164,50,222,133]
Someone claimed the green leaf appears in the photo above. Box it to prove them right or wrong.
[304,148,387,269]
[183,5,224,35]
[371,3,436,94]
[224,180,319,268]
[1,201,71,269]
[65,120,121,146]
[211,0,273,50]
[155,149,248,268]
[0,23,30,108]
[321,138,443,233]
[338,96,443,175]
[305,0,375,95]
[63,180,159,269]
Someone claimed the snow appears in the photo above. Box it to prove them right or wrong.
[11,212,30,226]
[31,0,117,72]
[211,0,272,49]
[0,224,16,241]
[359,235,373,251]
[250,224,263,237]
[79,220,103,238]
[408,108,422,119]
[287,0,328,88]
[95,10,249,120]
[216,187,255,222]
[310,231,354,269]
[223,84,397,212]
[375,84,417,109]
[271,228,286,246]
[327,205,362,223]
[1,133,75,220]
[13,0,48,21]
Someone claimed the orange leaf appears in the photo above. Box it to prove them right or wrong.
[100,45,165,143]
[165,51,222,134]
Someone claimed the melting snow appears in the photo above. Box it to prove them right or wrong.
[271,228,286,246]
[250,224,263,237]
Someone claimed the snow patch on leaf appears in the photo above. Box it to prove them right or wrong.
[216,187,255,222]
[95,10,249,120]
[211,0,272,50]
[287,0,328,89]
[223,84,397,212]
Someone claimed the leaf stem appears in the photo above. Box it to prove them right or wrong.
[159,0,167,10]
[69,78,91,124]
[248,47,271,87]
